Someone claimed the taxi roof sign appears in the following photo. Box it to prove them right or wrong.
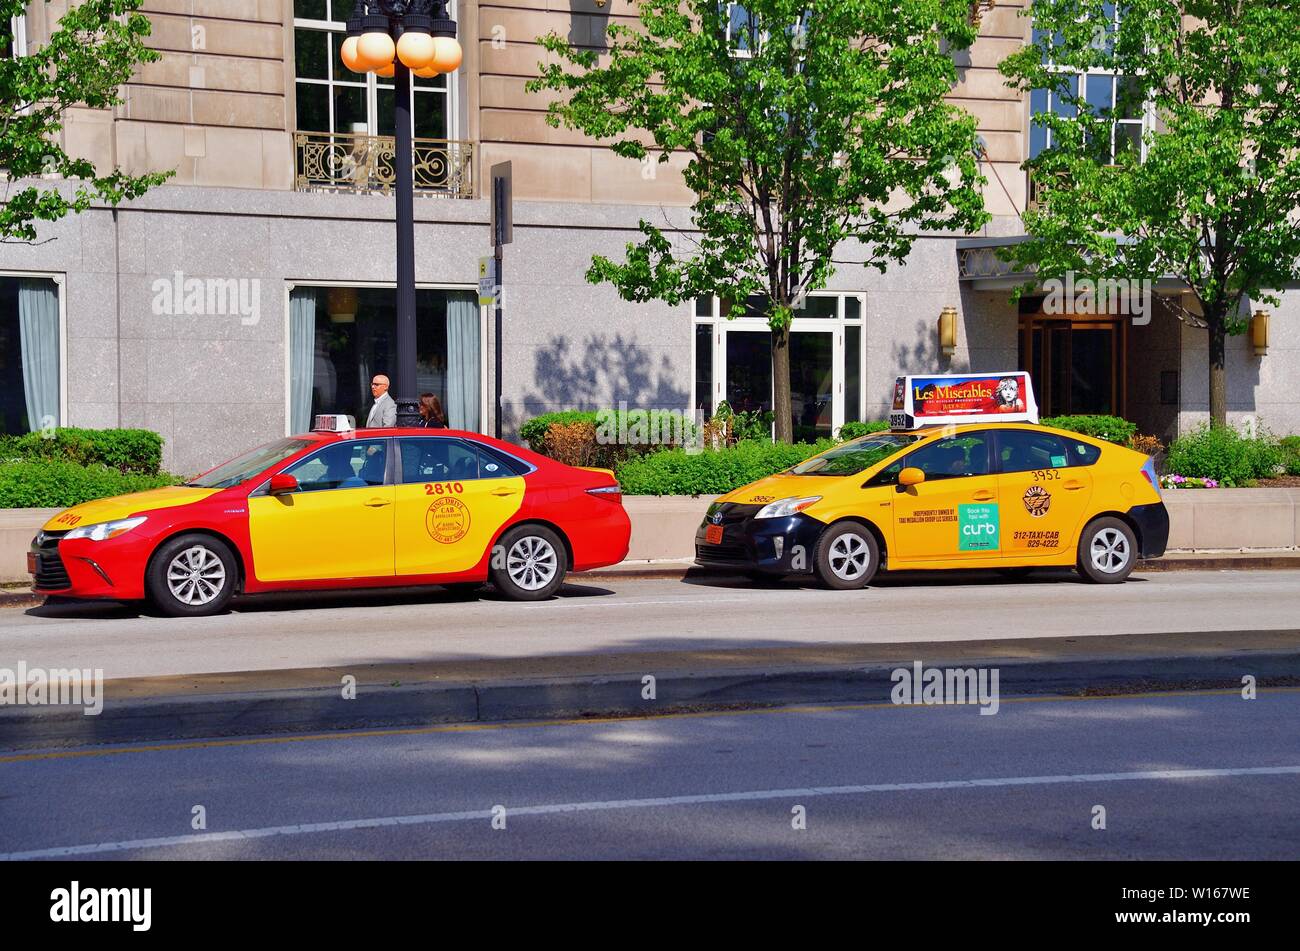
[313,414,355,433]
[889,372,1038,431]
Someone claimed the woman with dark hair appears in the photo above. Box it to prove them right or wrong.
[419,392,448,429]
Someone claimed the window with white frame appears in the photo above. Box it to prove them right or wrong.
[724,3,762,55]
[0,275,63,436]
[1029,3,1149,164]
[692,293,865,441]
[292,0,450,140]
[2,12,26,60]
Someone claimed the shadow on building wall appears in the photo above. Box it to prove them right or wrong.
[504,332,689,437]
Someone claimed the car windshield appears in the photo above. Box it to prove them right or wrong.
[789,433,920,476]
[186,438,313,489]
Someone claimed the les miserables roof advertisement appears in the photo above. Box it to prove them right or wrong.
[890,372,1039,429]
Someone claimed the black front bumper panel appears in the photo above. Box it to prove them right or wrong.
[694,503,828,574]
[1128,501,1170,559]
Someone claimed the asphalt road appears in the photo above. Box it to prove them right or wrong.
[0,569,1297,680]
[2,690,1296,860]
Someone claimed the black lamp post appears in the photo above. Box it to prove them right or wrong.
[341,1,461,426]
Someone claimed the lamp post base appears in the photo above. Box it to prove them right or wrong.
[395,396,422,428]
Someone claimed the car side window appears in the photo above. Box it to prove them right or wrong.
[1065,438,1102,466]
[996,430,1072,474]
[896,432,993,482]
[399,439,524,483]
[283,440,387,492]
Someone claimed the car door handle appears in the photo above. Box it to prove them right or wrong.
[490,487,519,497]
[972,490,995,501]
[363,498,392,507]
[1064,481,1086,491]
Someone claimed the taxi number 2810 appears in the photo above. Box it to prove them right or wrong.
[424,482,465,496]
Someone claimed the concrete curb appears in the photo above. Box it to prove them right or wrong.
[3,647,1296,751]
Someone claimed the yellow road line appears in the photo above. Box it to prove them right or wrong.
[3,686,1296,765]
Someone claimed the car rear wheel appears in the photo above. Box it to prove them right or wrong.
[146,534,238,617]
[491,525,566,601]
[813,522,879,590]
[1077,517,1138,584]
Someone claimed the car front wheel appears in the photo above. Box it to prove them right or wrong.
[146,533,238,617]
[491,525,567,601]
[1077,517,1138,584]
[813,521,880,590]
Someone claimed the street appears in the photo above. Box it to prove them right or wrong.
[2,690,1296,860]
[2,569,1298,679]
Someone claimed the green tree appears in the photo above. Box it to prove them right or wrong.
[1,0,170,243]
[1000,0,1300,427]
[529,0,988,442]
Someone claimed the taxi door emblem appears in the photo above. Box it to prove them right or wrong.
[1022,485,1051,518]
[427,497,471,544]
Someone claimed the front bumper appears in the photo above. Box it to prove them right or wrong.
[694,503,827,574]
[1127,501,1170,559]
[29,530,150,599]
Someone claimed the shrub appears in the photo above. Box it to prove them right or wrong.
[541,421,600,468]
[1281,435,1300,476]
[0,427,164,474]
[614,439,837,496]
[1129,434,1165,456]
[1041,414,1138,446]
[836,420,890,441]
[520,409,698,455]
[1165,425,1284,486]
[0,460,181,509]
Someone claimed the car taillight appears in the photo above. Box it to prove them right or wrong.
[1141,456,1161,495]
[587,485,623,504]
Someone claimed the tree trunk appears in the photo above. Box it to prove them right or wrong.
[772,325,793,444]
[1207,313,1227,429]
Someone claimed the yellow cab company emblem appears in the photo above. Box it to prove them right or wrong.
[427,497,471,544]
[1022,485,1052,518]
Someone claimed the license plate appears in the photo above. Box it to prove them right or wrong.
[27,552,38,575]
[705,524,724,545]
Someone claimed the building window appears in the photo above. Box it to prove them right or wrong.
[2,13,26,60]
[1030,4,1148,165]
[292,0,450,140]
[288,285,481,434]
[724,3,761,55]
[0,276,62,436]
[693,293,865,441]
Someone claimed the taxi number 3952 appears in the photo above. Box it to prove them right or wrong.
[424,482,465,496]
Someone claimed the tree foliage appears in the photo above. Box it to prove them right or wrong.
[1000,0,1300,426]
[1,0,171,242]
[529,0,989,442]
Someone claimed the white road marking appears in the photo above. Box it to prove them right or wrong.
[4,764,1296,860]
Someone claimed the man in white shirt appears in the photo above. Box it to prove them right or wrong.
[365,374,397,428]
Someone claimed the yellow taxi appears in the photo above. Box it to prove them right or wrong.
[695,372,1168,588]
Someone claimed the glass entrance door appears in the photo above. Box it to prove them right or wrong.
[1022,318,1123,417]
[723,329,835,439]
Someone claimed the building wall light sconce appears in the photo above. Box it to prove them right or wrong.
[939,305,958,358]
[1250,309,1269,357]
[328,286,359,323]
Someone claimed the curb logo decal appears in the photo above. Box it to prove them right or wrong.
[1022,485,1051,518]
[958,503,999,551]
[427,497,471,544]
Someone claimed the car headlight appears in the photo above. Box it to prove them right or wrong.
[755,496,822,519]
[64,516,147,542]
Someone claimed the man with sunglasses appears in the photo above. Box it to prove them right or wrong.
[365,374,397,428]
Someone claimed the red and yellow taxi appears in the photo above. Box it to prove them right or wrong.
[30,417,630,615]
[696,373,1169,588]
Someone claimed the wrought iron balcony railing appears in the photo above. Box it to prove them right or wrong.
[294,130,474,198]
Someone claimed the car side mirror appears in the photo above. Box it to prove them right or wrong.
[898,467,926,488]
[269,473,299,495]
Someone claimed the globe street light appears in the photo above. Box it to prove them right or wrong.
[341,1,463,425]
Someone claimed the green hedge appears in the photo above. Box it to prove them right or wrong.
[836,420,889,441]
[0,427,164,474]
[0,460,181,509]
[615,439,837,496]
[520,410,698,453]
[1040,415,1138,446]
[1165,426,1285,486]
[1282,435,1300,476]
